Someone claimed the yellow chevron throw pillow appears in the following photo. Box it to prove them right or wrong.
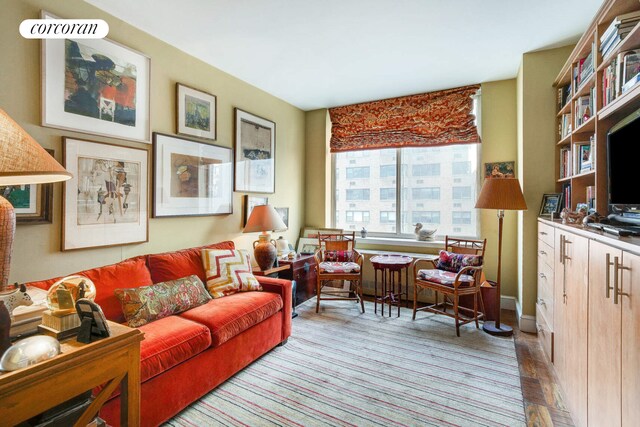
[202,249,261,298]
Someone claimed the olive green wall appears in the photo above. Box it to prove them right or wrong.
[0,0,305,284]
[517,46,575,317]
[303,80,520,298]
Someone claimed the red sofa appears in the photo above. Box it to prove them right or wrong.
[27,241,292,426]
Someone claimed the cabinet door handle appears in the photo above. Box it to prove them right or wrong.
[539,250,547,256]
[537,324,545,334]
[540,231,548,236]
[614,256,630,304]
[537,298,546,307]
[559,235,564,264]
[605,253,613,299]
[539,272,546,280]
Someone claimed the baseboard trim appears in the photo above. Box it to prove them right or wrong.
[515,299,537,333]
[500,295,517,311]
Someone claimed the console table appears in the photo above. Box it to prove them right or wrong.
[0,321,143,426]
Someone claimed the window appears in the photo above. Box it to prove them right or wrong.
[380,188,396,200]
[452,186,471,200]
[452,211,472,224]
[380,211,396,223]
[334,145,479,237]
[412,163,440,176]
[412,211,440,224]
[346,189,370,200]
[346,211,370,222]
[346,166,370,179]
[412,187,440,200]
[380,164,396,178]
[452,161,471,175]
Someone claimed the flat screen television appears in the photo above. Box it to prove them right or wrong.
[607,107,640,217]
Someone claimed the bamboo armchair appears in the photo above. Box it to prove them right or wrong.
[412,237,486,336]
[314,232,365,313]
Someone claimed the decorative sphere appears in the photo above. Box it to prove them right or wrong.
[46,275,96,314]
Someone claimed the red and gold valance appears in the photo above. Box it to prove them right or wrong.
[329,84,480,153]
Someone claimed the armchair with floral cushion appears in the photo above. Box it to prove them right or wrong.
[412,237,486,336]
[313,232,364,313]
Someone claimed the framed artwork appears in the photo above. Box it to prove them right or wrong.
[302,227,343,238]
[274,207,289,228]
[539,193,564,217]
[41,11,151,143]
[153,133,233,217]
[176,83,216,140]
[62,137,149,250]
[296,237,319,255]
[0,150,54,225]
[243,195,268,227]
[234,108,275,193]
[484,161,515,179]
[578,144,592,173]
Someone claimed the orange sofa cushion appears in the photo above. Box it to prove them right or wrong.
[179,292,283,347]
[78,258,153,323]
[138,316,212,382]
[147,241,235,284]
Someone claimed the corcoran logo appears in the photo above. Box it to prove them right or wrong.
[19,19,109,39]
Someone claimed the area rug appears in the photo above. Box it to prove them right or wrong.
[165,300,526,427]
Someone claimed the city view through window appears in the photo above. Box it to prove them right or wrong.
[334,144,480,238]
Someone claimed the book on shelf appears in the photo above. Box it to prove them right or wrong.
[622,51,640,93]
[600,12,640,58]
[586,185,596,210]
[574,43,595,91]
[560,147,573,178]
[562,183,572,210]
[557,84,572,110]
[574,90,594,128]
[559,113,571,139]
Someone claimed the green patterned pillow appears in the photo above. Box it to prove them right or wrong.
[114,275,211,327]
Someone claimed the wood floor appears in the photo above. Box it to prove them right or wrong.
[502,310,575,427]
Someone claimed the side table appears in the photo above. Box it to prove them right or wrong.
[0,321,143,426]
[371,255,413,317]
[279,253,317,307]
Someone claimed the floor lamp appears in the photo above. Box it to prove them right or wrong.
[0,108,72,292]
[475,177,527,337]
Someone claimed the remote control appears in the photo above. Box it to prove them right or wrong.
[601,226,632,237]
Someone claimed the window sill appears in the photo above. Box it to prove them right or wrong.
[356,236,444,249]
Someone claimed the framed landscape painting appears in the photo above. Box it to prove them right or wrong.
[41,11,151,143]
[62,137,149,250]
[484,161,515,179]
[176,83,216,140]
[153,133,232,217]
[234,108,275,193]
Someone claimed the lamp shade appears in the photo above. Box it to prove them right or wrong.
[0,108,72,185]
[475,178,527,211]
[243,204,287,233]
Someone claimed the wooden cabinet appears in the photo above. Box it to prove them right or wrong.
[555,231,589,427]
[279,254,317,306]
[621,251,640,426]
[537,221,555,362]
[587,240,623,427]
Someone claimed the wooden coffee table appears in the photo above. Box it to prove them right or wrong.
[0,321,143,426]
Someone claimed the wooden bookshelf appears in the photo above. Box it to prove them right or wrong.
[554,0,640,214]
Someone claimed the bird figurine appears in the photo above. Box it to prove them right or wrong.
[414,223,437,241]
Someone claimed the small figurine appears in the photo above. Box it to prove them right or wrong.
[414,223,437,241]
[361,227,368,238]
[0,283,33,322]
[560,207,587,224]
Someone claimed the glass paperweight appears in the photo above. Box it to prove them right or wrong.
[46,275,96,315]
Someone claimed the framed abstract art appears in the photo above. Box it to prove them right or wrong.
[62,137,149,250]
[41,11,151,143]
[153,133,233,217]
[234,108,275,193]
[176,83,217,140]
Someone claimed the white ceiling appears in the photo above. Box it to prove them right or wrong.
[86,0,603,111]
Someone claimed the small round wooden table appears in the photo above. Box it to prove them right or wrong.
[370,254,413,317]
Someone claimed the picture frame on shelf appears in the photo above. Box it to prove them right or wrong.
[578,143,592,173]
[153,133,233,218]
[243,195,268,227]
[484,161,515,179]
[234,108,275,193]
[176,83,216,140]
[62,137,149,251]
[274,207,289,228]
[0,149,54,225]
[41,11,151,143]
[296,237,319,255]
[539,193,564,218]
[301,227,343,238]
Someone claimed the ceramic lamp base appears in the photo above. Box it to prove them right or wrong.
[0,196,15,291]
[253,233,277,271]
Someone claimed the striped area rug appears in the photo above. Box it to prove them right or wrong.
[165,300,526,427]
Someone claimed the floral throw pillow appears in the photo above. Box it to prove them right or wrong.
[114,275,211,328]
[323,250,355,262]
[202,249,261,298]
[435,250,483,273]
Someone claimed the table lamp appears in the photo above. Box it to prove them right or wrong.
[0,108,72,291]
[475,177,527,337]
[243,204,287,271]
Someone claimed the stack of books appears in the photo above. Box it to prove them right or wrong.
[556,84,572,110]
[574,89,595,128]
[560,147,573,178]
[10,286,48,338]
[562,183,572,210]
[600,11,640,59]
[602,49,640,106]
[574,43,595,90]
[559,113,572,139]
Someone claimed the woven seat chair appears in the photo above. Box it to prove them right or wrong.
[412,237,486,336]
[314,231,364,313]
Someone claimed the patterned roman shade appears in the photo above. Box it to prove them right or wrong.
[328,84,480,153]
